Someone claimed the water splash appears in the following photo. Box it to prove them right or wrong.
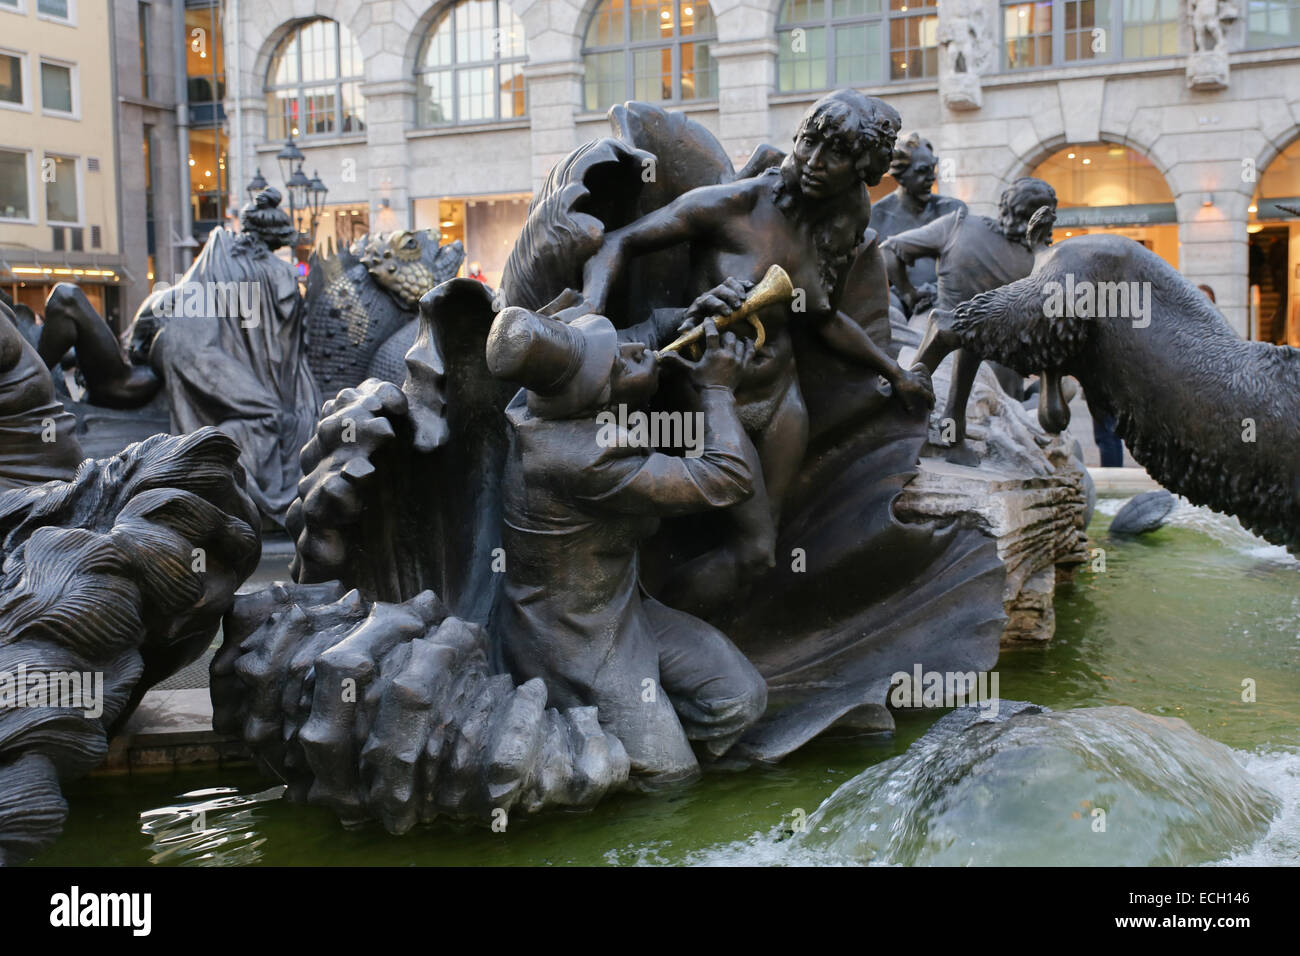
[1099,494,1298,568]
[139,785,286,866]
[678,706,1284,867]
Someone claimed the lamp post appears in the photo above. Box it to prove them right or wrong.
[246,135,329,260]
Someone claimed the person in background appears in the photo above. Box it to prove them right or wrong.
[467,261,488,283]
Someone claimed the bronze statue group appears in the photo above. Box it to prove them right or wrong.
[2,88,1296,861]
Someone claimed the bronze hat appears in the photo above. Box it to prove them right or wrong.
[486,306,618,418]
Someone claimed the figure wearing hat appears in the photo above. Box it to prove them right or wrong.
[486,295,769,786]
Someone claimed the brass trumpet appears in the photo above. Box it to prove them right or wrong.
[655,264,794,360]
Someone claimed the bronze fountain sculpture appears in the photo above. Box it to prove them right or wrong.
[0,86,1294,862]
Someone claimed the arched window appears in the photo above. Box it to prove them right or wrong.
[416,0,528,126]
[777,0,938,93]
[265,18,365,140]
[582,0,717,112]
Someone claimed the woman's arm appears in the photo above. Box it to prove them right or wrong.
[818,310,935,412]
[581,182,751,315]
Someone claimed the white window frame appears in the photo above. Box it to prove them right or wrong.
[0,1,28,17]
[38,56,77,118]
[0,146,35,224]
[42,151,81,226]
[36,0,75,27]
[0,48,29,112]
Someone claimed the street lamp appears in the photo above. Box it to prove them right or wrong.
[308,170,328,224]
[275,136,304,188]
[245,137,330,259]
[245,167,268,202]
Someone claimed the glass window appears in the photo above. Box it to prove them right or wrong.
[1247,0,1300,47]
[1003,0,1180,69]
[0,1,20,10]
[44,153,77,223]
[777,0,933,92]
[416,0,528,126]
[265,18,365,140]
[38,0,69,19]
[1003,2,1053,68]
[40,60,73,113]
[0,148,29,219]
[582,0,717,110]
[0,52,22,105]
[1121,0,1178,55]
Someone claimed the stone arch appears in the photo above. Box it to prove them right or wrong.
[249,3,384,89]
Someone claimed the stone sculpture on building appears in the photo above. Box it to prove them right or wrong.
[1188,0,1239,90]
[937,0,992,110]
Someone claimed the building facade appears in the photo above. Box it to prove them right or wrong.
[0,0,127,325]
[213,0,1300,339]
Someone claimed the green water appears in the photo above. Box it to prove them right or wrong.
[29,501,1300,866]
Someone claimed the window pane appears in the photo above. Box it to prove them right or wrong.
[629,0,675,42]
[0,54,21,104]
[889,13,937,78]
[836,23,881,84]
[587,0,626,47]
[681,40,714,98]
[682,1,714,36]
[1003,2,1053,68]
[266,88,297,138]
[632,45,673,100]
[303,85,336,135]
[0,150,28,219]
[41,62,72,112]
[838,0,884,13]
[782,0,827,22]
[1121,0,1178,56]
[269,34,299,87]
[457,0,496,63]
[778,25,827,90]
[457,65,494,121]
[341,80,365,132]
[583,50,625,110]
[340,25,364,76]
[300,20,335,84]
[499,62,526,117]
[422,16,455,68]
[500,6,528,58]
[418,70,454,124]
[38,0,69,18]
[44,154,77,223]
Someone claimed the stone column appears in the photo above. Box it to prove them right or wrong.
[1176,190,1250,336]
[361,78,417,230]
[524,60,585,192]
[712,37,777,168]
